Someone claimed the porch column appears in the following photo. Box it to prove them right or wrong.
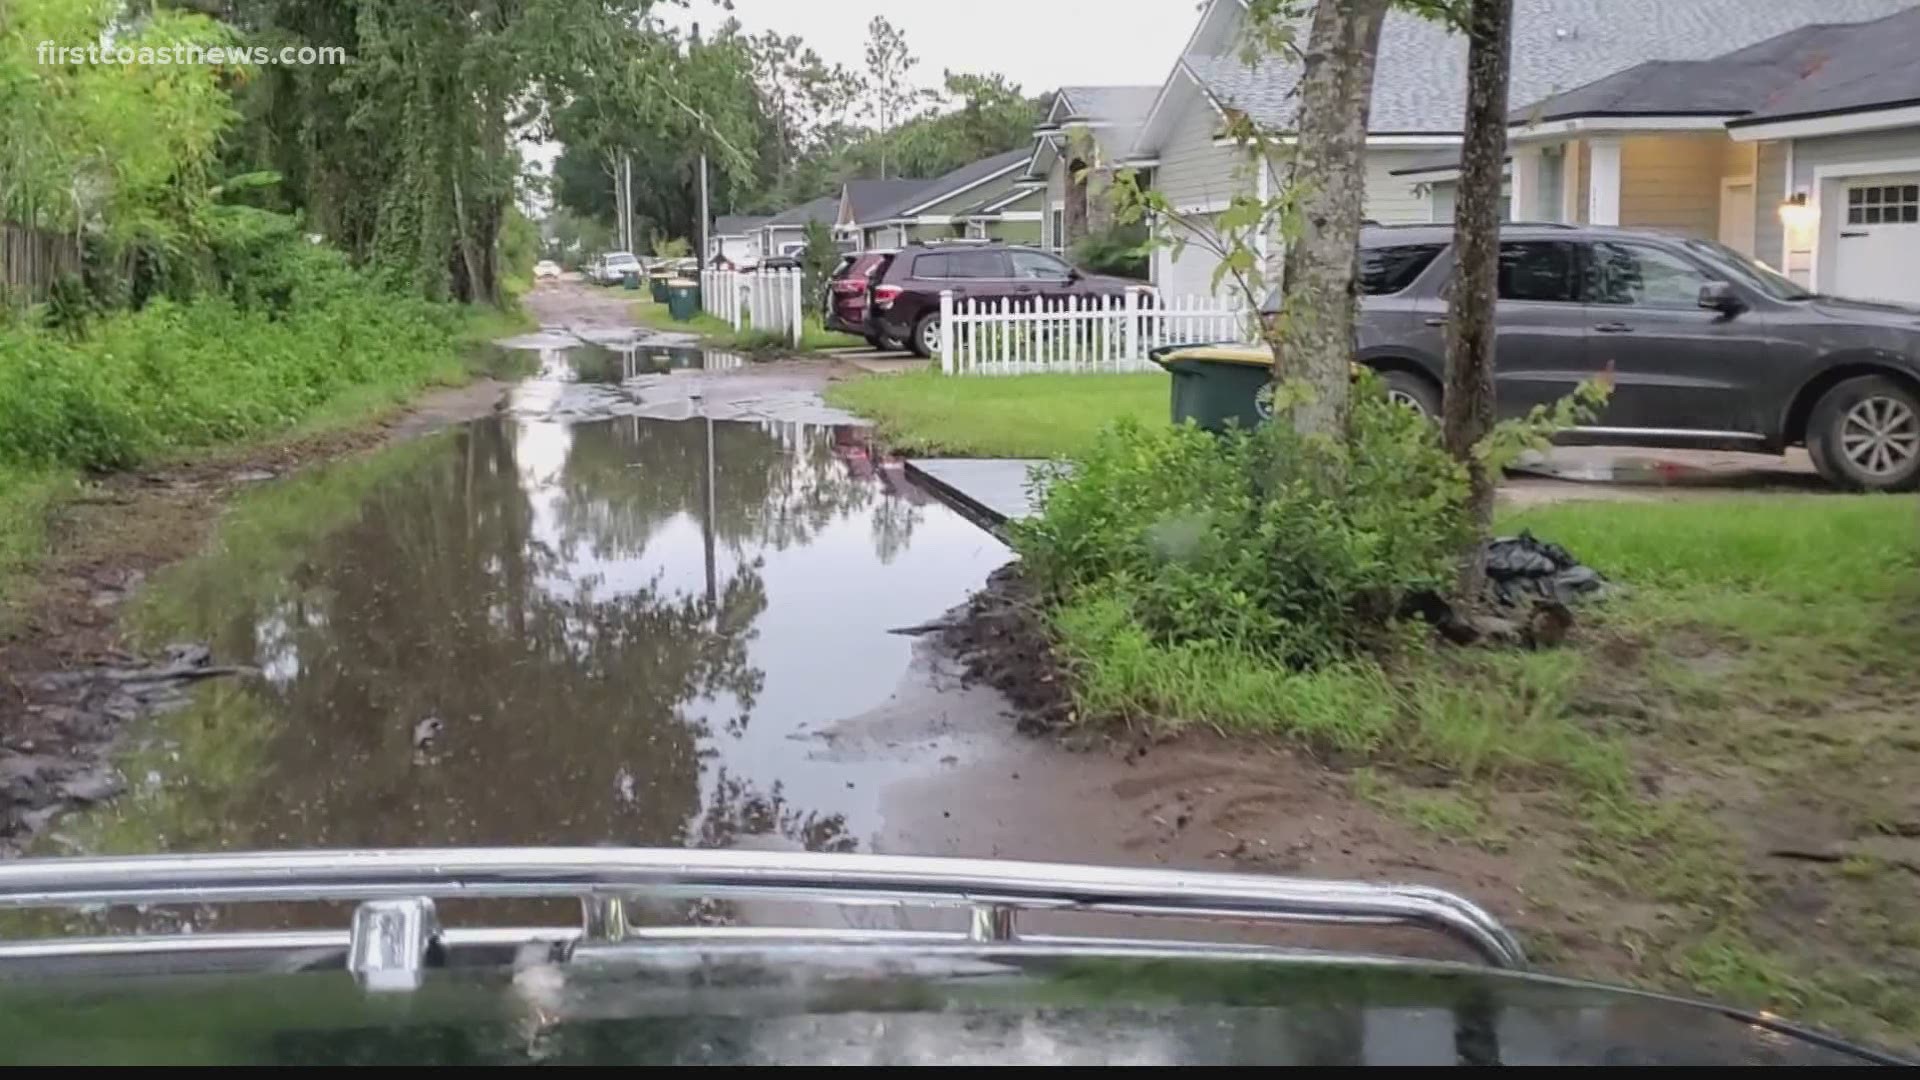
[1511,146,1542,221]
[1587,137,1623,226]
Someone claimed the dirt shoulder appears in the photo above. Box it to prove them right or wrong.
[901,540,1920,1056]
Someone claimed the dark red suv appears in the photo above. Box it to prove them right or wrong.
[868,242,1137,357]
[824,251,897,349]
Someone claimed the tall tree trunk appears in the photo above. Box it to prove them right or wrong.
[1276,0,1392,439]
[1443,0,1516,598]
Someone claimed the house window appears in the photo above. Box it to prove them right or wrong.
[1050,207,1065,252]
[1847,184,1920,225]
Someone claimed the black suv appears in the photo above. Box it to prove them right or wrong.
[1352,224,1920,491]
[868,242,1137,358]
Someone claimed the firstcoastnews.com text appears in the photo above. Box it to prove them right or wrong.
[36,41,347,67]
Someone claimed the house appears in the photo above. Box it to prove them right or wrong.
[756,195,839,260]
[833,149,1035,251]
[1129,0,1916,298]
[707,215,769,267]
[1504,4,1920,304]
[1023,85,1161,253]
[835,179,932,251]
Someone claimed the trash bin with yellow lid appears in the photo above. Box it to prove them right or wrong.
[1149,343,1277,432]
[666,279,701,321]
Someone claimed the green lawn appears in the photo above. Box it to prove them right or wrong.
[631,298,865,353]
[824,369,1169,458]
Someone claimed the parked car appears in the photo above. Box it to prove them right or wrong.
[593,251,642,286]
[869,242,1138,358]
[1348,223,1920,492]
[533,259,561,280]
[825,251,899,350]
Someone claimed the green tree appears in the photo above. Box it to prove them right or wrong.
[856,16,931,180]
[887,71,1044,178]
[2,0,242,299]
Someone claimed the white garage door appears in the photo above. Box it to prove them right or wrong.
[1154,214,1224,301]
[1833,176,1920,304]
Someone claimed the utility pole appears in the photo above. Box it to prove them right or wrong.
[698,151,711,271]
[623,155,634,253]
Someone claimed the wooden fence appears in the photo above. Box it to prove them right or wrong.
[2,222,83,303]
[937,288,1253,375]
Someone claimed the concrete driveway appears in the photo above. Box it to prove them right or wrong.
[1501,446,1826,506]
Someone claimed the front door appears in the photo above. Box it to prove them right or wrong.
[1719,180,1756,257]
[1833,176,1920,304]
[1581,239,1773,435]
[1486,240,1595,417]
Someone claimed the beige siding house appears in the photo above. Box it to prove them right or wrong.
[1128,0,1915,300]
[1504,0,1920,306]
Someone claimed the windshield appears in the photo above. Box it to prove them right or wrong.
[1681,238,1814,301]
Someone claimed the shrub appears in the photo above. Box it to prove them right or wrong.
[1012,378,1472,670]
[1069,222,1152,280]
[0,225,463,471]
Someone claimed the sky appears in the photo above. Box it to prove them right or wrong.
[671,0,1200,96]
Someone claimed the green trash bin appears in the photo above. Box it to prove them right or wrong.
[1150,344,1275,433]
[649,274,670,303]
[621,269,641,290]
[666,279,700,322]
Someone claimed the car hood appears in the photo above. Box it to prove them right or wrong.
[1810,294,1920,327]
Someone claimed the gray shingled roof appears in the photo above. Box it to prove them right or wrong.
[711,215,770,237]
[1513,23,1872,122]
[1055,85,1161,159]
[1180,0,1917,136]
[764,195,839,229]
[862,149,1031,223]
[843,179,935,224]
[1730,7,1920,127]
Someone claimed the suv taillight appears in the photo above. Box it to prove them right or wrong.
[872,285,903,308]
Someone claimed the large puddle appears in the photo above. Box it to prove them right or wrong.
[51,344,1010,859]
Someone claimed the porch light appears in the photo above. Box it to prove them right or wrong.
[1779,191,1818,235]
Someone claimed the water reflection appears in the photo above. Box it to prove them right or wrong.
[71,410,1005,859]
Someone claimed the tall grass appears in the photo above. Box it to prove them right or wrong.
[0,257,470,471]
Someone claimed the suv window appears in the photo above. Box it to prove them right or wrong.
[948,250,1007,279]
[1360,244,1444,295]
[913,253,951,278]
[1497,241,1578,303]
[1010,250,1072,281]
[1588,241,1711,308]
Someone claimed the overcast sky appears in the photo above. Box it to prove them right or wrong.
[673,0,1201,96]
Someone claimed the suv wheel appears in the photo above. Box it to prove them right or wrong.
[912,313,940,359]
[1807,375,1920,492]
[1381,369,1440,418]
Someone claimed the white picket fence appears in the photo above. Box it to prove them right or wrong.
[937,288,1254,375]
[699,267,806,347]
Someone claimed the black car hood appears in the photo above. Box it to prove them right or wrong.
[0,948,1901,1065]
[1810,294,1920,326]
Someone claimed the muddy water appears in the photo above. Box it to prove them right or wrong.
[53,344,1010,859]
